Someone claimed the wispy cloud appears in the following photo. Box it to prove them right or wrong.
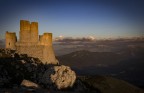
[54,36,96,43]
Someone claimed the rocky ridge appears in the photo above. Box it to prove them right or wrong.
[0,48,144,93]
[0,49,76,91]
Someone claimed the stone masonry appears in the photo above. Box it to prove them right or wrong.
[5,20,58,64]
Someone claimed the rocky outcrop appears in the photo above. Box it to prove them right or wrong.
[0,49,76,90]
[41,65,76,89]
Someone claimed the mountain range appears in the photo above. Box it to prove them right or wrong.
[57,47,144,88]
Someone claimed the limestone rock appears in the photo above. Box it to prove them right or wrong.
[21,79,40,88]
[41,65,76,89]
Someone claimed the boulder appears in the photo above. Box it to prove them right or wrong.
[41,65,76,89]
[21,79,40,88]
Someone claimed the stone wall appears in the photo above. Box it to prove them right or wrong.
[16,42,44,61]
[16,42,58,64]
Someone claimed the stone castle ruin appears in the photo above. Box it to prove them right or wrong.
[5,20,58,64]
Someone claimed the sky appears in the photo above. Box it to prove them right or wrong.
[0,0,144,39]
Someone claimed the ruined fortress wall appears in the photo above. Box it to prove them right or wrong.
[16,43,44,61]
[6,20,58,64]
[5,31,17,50]
[20,20,31,42]
[16,43,58,64]
[30,22,38,42]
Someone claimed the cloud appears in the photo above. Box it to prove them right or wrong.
[54,36,96,43]
[53,37,97,56]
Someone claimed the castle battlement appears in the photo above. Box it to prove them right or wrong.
[5,20,58,64]
[20,20,38,43]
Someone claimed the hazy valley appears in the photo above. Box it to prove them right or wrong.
[56,38,144,88]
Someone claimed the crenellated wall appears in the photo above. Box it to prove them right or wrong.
[6,20,58,64]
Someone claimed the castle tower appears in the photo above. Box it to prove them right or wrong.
[30,22,38,42]
[5,31,17,50]
[41,33,52,45]
[41,33,58,64]
[19,20,31,42]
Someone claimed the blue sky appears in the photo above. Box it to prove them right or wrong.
[0,0,144,39]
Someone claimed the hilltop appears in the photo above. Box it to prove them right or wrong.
[0,48,144,93]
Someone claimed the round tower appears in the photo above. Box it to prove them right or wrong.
[41,33,58,64]
[5,31,17,50]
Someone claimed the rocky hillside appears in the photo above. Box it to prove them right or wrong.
[58,50,127,68]
[57,46,144,68]
[0,48,143,93]
[79,75,144,93]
